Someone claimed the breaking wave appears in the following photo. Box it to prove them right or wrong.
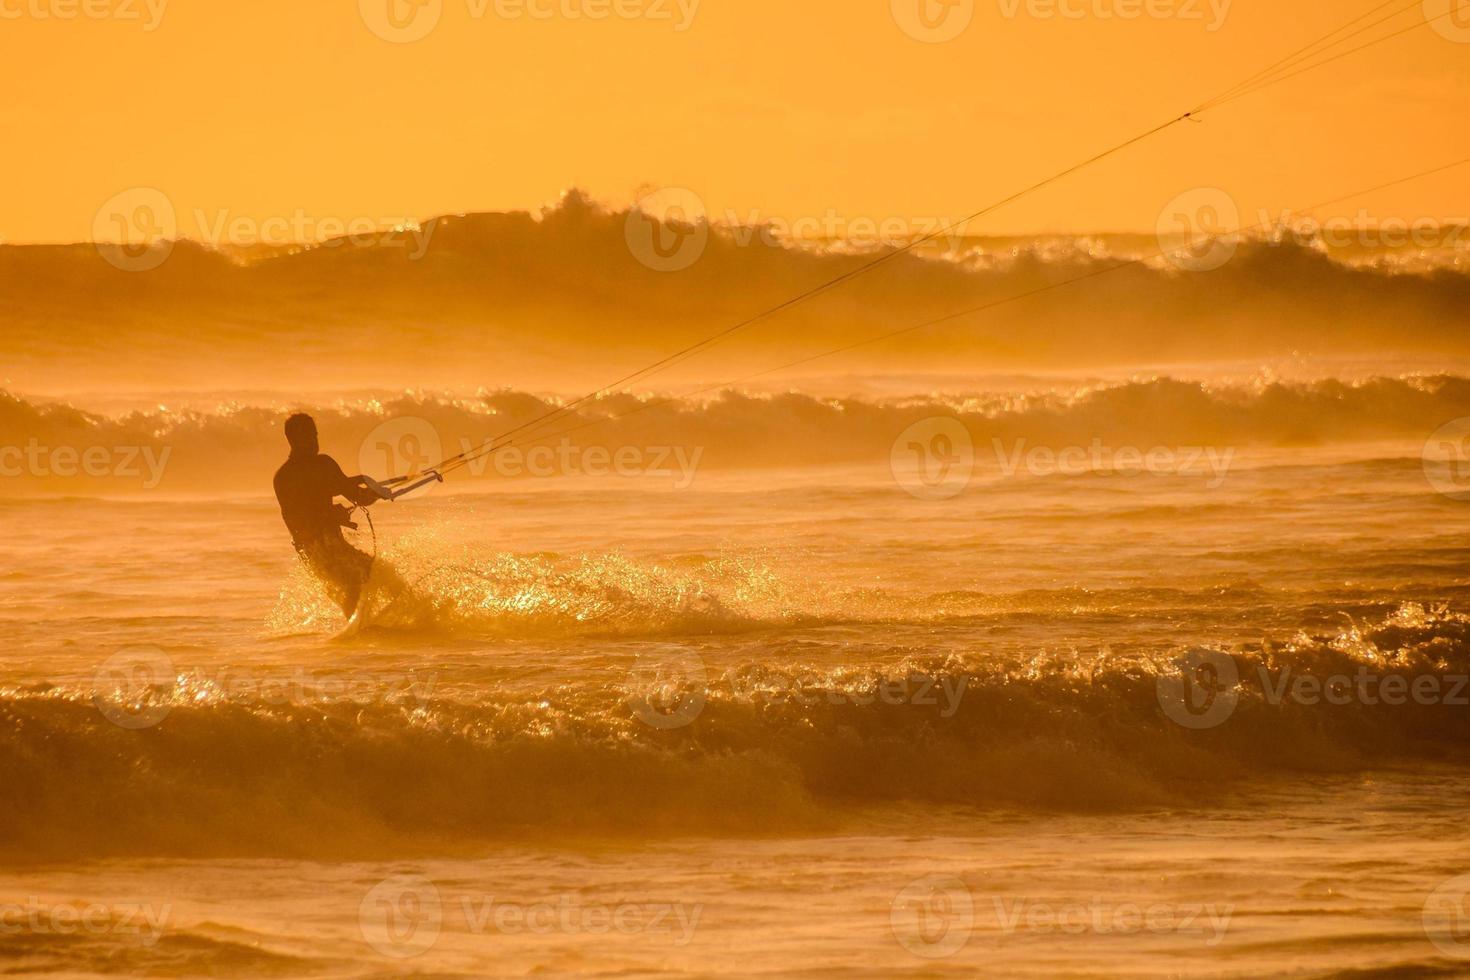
[6,604,1470,859]
[4,191,1470,392]
[3,374,1470,493]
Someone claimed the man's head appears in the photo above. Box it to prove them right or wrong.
[284,413,319,456]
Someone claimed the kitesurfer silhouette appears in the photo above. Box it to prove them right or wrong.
[273,413,392,616]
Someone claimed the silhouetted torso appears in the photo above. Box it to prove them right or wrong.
[273,452,368,550]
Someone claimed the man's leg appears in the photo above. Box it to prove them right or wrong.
[309,540,374,617]
[337,544,374,617]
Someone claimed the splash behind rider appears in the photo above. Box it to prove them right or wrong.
[273,413,392,616]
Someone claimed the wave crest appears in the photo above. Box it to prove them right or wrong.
[3,375,1468,493]
[5,191,1470,391]
[7,604,1469,858]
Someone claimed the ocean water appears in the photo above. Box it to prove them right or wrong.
[4,389,1470,976]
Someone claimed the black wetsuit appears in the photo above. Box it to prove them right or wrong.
[273,453,378,614]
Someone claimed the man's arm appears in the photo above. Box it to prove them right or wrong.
[322,456,391,506]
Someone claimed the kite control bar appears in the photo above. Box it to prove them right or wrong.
[367,471,445,502]
[387,470,444,499]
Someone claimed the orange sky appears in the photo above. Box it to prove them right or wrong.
[4,0,1469,244]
